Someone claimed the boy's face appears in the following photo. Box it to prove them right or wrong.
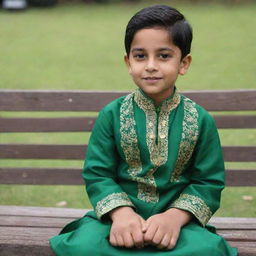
[125,27,191,104]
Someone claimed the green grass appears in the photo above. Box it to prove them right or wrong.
[0,1,256,90]
[0,1,256,217]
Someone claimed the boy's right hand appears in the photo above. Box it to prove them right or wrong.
[109,206,145,249]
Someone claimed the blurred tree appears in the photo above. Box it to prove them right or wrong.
[28,0,57,6]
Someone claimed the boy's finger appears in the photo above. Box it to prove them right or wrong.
[132,228,144,248]
[109,233,117,247]
[168,232,179,250]
[116,234,125,247]
[152,228,164,245]
[123,232,134,248]
[157,234,171,249]
[144,224,158,243]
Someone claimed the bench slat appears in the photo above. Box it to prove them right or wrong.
[0,90,127,112]
[0,243,55,256]
[217,230,256,242]
[0,226,59,246]
[0,167,83,185]
[0,167,255,186]
[223,146,256,162]
[0,206,86,218]
[1,144,256,161]
[1,115,255,132]
[0,216,76,228]
[1,216,255,241]
[0,117,96,132]
[214,115,256,129]
[0,144,86,160]
[209,217,256,230]
[0,206,255,255]
[0,206,255,227]
[1,214,256,230]
[0,226,255,256]
[1,90,256,111]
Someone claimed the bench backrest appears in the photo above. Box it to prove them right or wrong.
[0,90,256,186]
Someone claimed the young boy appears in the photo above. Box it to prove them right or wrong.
[50,5,237,255]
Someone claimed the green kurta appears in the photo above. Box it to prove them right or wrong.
[50,89,237,256]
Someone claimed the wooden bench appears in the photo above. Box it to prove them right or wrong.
[0,89,256,256]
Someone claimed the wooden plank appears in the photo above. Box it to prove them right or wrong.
[0,117,96,132]
[2,215,256,236]
[1,244,255,256]
[0,225,255,246]
[229,242,256,249]
[1,144,256,162]
[228,243,256,256]
[214,115,256,129]
[0,209,255,256]
[1,89,256,111]
[0,216,75,228]
[217,230,256,241]
[209,217,256,230]
[0,144,86,160]
[1,115,255,132]
[0,244,55,256]
[1,167,256,185]
[0,206,254,226]
[0,167,84,185]
[0,227,255,256]
[0,206,86,218]
[223,146,256,162]
[226,169,256,186]
[0,90,128,112]
[0,226,59,246]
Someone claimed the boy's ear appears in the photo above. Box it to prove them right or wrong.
[179,54,192,75]
[124,55,132,74]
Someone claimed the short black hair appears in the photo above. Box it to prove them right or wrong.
[125,5,193,59]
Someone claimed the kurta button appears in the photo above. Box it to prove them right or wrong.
[148,122,153,127]
[161,120,167,126]
[159,133,166,139]
[149,133,155,139]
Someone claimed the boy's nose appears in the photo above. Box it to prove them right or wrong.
[145,58,158,72]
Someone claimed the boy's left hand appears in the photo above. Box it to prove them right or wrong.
[142,208,192,250]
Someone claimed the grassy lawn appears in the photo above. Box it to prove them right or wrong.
[0,1,256,217]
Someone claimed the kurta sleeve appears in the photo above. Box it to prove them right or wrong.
[82,107,135,220]
[170,112,225,226]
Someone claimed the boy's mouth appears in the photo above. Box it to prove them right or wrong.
[143,77,162,81]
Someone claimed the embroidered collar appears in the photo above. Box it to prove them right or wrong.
[134,87,180,113]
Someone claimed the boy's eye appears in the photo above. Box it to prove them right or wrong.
[134,54,145,60]
[159,54,171,59]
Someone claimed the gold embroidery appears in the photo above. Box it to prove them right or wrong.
[120,89,181,203]
[136,168,159,203]
[95,192,134,219]
[134,89,180,167]
[170,193,212,226]
[171,97,199,182]
[120,92,141,173]
[120,93,158,203]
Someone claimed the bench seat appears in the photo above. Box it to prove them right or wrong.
[0,206,256,256]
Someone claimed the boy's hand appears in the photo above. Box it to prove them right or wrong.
[143,208,192,250]
[109,206,145,248]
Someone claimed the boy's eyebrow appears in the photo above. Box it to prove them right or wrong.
[131,48,144,52]
[131,47,175,52]
[158,47,175,52]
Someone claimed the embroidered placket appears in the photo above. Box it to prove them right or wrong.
[120,89,180,203]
